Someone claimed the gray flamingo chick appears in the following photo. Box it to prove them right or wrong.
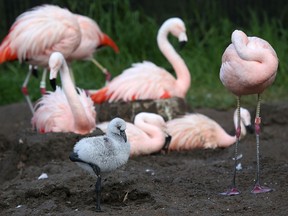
[69,117,130,212]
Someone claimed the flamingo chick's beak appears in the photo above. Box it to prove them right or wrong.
[120,130,127,142]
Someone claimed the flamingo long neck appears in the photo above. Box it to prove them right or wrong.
[157,27,191,97]
[232,32,267,63]
[218,117,248,148]
[135,116,165,147]
[216,127,237,148]
[59,61,90,132]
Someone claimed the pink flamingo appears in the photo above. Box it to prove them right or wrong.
[166,107,253,151]
[31,52,96,135]
[67,14,119,83]
[97,112,171,157]
[90,17,190,104]
[0,4,119,113]
[0,5,81,112]
[219,30,278,195]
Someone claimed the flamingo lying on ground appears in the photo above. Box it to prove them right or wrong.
[70,117,130,211]
[219,30,278,195]
[0,4,119,113]
[31,52,96,135]
[90,17,190,104]
[166,107,253,151]
[97,112,171,157]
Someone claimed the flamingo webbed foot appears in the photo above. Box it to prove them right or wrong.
[220,187,240,196]
[251,183,272,194]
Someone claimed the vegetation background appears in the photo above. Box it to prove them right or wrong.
[0,0,287,109]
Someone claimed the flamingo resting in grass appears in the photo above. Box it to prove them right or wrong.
[31,52,96,135]
[97,112,171,157]
[166,107,253,151]
[0,4,119,114]
[219,30,278,195]
[90,17,190,104]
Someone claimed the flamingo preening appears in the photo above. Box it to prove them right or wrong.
[219,30,278,195]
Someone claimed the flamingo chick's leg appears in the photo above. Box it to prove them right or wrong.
[251,94,272,194]
[90,164,102,212]
[22,65,34,115]
[40,68,47,95]
[220,96,241,196]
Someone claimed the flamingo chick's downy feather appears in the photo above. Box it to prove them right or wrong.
[71,117,130,174]
[31,52,96,134]
[70,117,129,211]
[90,17,190,103]
[0,4,81,66]
[97,112,170,157]
[166,107,252,151]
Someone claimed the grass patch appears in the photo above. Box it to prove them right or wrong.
[0,0,287,110]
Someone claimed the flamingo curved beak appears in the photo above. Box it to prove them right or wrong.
[120,130,127,142]
[178,32,188,50]
[100,33,119,53]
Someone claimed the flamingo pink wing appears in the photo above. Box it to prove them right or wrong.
[0,5,81,66]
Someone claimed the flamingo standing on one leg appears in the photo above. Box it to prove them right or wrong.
[0,4,119,114]
[31,52,96,135]
[166,107,253,151]
[89,17,191,104]
[219,30,278,195]
[97,112,171,157]
[70,117,130,211]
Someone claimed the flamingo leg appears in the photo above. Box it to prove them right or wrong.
[91,58,111,85]
[251,94,272,194]
[40,68,47,95]
[220,96,241,196]
[22,65,34,115]
[90,164,102,212]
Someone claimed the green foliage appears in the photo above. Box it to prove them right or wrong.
[0,0,287,109]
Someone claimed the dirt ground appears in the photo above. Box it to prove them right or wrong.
[0,101,288,216]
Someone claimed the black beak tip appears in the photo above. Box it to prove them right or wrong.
[166,135,172,144]
[50,78,56,90]
[245,125,255,134]
[179,41,187,50]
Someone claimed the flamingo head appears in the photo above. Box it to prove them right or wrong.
[231,30,249,46]
[233,107,254,137]
[49,52,64,90]
[163,18,188,49]
[167,18,188,42]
